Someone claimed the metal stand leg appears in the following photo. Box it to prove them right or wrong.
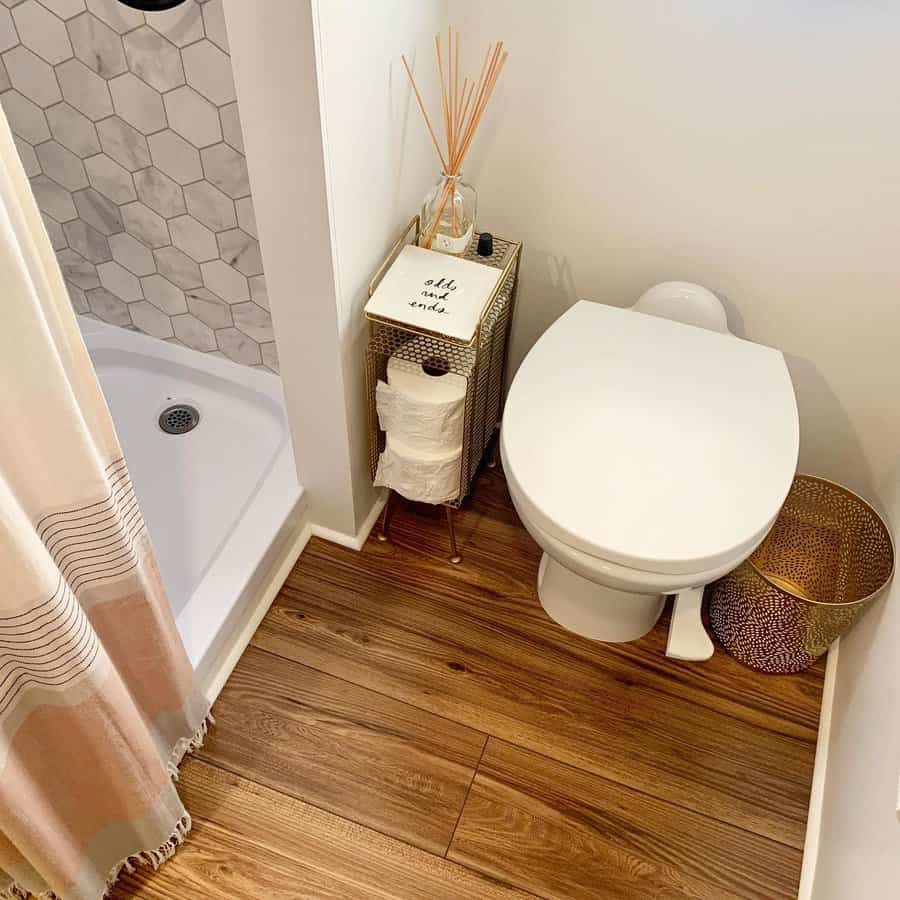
[486,426,500,469]
[376,491,394,543]
[445,506,462,564]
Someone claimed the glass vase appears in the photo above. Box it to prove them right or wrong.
[419,172,476,255]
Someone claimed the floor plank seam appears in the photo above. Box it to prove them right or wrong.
[444,734,489,859]
[243,646,808,853]
[478,736,809,854]
[183,754,548,898]
[243,643,499,739]
[290,548,821,745]
[293,612,815,749]
[194,753,481,866]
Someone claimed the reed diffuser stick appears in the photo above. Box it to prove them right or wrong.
[402,27,507,249]
[401,54,448,174]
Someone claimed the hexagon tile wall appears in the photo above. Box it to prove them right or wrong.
[0,0,278,372]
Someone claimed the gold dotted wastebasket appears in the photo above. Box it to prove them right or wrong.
[708,475,894,674]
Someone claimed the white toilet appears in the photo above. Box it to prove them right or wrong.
[500,283,799,660]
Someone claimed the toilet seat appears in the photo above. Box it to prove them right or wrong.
[501,301,799,577]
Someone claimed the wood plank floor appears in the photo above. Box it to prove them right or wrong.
[115,467,824,899]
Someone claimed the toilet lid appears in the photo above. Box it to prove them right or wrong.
[501,301,799,576]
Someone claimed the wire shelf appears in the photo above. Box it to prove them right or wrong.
[365,216,521,507]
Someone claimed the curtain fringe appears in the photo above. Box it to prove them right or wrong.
[2,711,214,900]
[166,710,215,782]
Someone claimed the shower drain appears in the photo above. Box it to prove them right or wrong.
[158,404,200,435]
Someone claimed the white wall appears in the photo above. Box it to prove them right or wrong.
[224,0,358,536]
[224,0,446,538]
[312,0,449,532]
[447,3,900,896]
[455,0,900,502]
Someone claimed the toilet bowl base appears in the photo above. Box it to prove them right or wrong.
[537,553,665,642]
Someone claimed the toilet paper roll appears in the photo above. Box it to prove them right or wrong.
[388,352,467,404]
[376,341,467,453]
[373,433,462,504]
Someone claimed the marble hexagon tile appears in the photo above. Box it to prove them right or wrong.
[0,0,278,373]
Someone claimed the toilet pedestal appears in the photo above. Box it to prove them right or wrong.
[537,553,665,642]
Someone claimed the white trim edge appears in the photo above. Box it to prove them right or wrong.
[311,490,388,551]
[199,520,312,705]
[798,639,840,900]
[200,489,386,702]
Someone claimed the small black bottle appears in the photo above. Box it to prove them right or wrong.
[476,232,494,257]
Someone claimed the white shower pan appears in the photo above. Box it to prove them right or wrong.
[78,317,307,700]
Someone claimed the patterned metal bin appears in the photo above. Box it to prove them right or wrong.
[708,475,894,674]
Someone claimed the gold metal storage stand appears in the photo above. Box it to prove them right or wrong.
[365,215,522,563]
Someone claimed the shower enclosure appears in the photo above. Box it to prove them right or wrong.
[80,318,304,700]
[2,0,307,699]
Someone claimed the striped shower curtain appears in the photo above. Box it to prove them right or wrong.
[0,109,209,898]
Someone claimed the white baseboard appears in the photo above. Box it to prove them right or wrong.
[200,519,312,704]
[310,490,388,551]
[798,640,840,900]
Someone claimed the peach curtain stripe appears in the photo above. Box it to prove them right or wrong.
[0,108,209,900]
